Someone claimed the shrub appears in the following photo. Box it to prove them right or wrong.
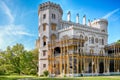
[43,70,49,77]
[0,67,5,75]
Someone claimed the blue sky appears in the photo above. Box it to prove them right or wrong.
[0,0,120,50]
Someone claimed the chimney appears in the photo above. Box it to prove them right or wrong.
[83,15,86,25]
[88,19,91,26]
[67,11,71,21]
[76,13,79,23]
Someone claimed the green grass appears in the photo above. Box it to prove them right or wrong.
[0,75,120,80]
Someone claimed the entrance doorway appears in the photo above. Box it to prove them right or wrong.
[99,62,104,73]
[110,60,114,72]
[89,62,92,73]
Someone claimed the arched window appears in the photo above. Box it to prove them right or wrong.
[91,37,94,44]
[100,50,103,55]
[52,14,56,19]
[51,23,56,31]
[95,38,98,43]
[51,34,56,41]
[43,14,46,19]
[89,37,94,44]
[43,23,47,31]
[85,36,88,41]
[43,36,47,46]
[90,49,94,54]
[80,35,83,39]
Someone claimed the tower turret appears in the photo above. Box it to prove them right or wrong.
[38,1,63,76]
[91,19,108,32]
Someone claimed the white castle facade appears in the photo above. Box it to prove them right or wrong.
[36,1,120,76]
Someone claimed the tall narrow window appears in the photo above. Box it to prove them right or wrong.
[43,36,47,46]
[80,35,83,39]
[102,39,104,45]
[51,34,56,41]
[51,23,56,31]
[52,14,56,19]
[95,38,98,43]
[43,14,46,19]
[43,24,46,31]
[43,64,46,68]
[89,37,94,44]
[90,49,94,54]
[43,50,46,56]
[100,50,103,56]
[91,37,94,44]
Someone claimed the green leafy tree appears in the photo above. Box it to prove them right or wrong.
[0,43,39,75]
[116,40,120,43]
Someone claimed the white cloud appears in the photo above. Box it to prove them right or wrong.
[0,1,14,24]
[0,1,34,50]
[0,24,34,50]
[102,8,120,19]
[0,24,34,36]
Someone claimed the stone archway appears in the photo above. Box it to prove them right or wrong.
[54,47,61,56]
[99,62,104,73]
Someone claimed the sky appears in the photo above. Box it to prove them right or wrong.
[0,0,120,50]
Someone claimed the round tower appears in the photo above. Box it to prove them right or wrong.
[91,19,108,32]
[38,1,63,75]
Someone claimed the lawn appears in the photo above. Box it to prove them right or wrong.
[0,75,120,80]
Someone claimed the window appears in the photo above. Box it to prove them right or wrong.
[43,36,47,46]
[89,37,94,44]
[43,42,46,46]
[91,37,94,44]
[43,50,46,56]
[51,34,56,41]
[95,38,98,43]
[43,24,46,31]
[100,50,103,55]
[90,49,94,54]
[102,39,104,45]
[52,14,56,19]
[43,14,46,19]
[43,64,46,68]
[99,38,104,45]
[102,30,105,32]
[78,49,83,53]
[85,36,88,41]
[80,35,83,39]
[51,23,56,31]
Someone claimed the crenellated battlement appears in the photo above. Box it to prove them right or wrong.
[38,1,63,15]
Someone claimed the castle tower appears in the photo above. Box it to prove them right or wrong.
[38,1,63,75]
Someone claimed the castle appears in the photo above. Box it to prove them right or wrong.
[36,1,120,76]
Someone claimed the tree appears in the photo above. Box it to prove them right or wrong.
[0,43,39,75]
[116,40,120,43]
[30,48,39,74]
